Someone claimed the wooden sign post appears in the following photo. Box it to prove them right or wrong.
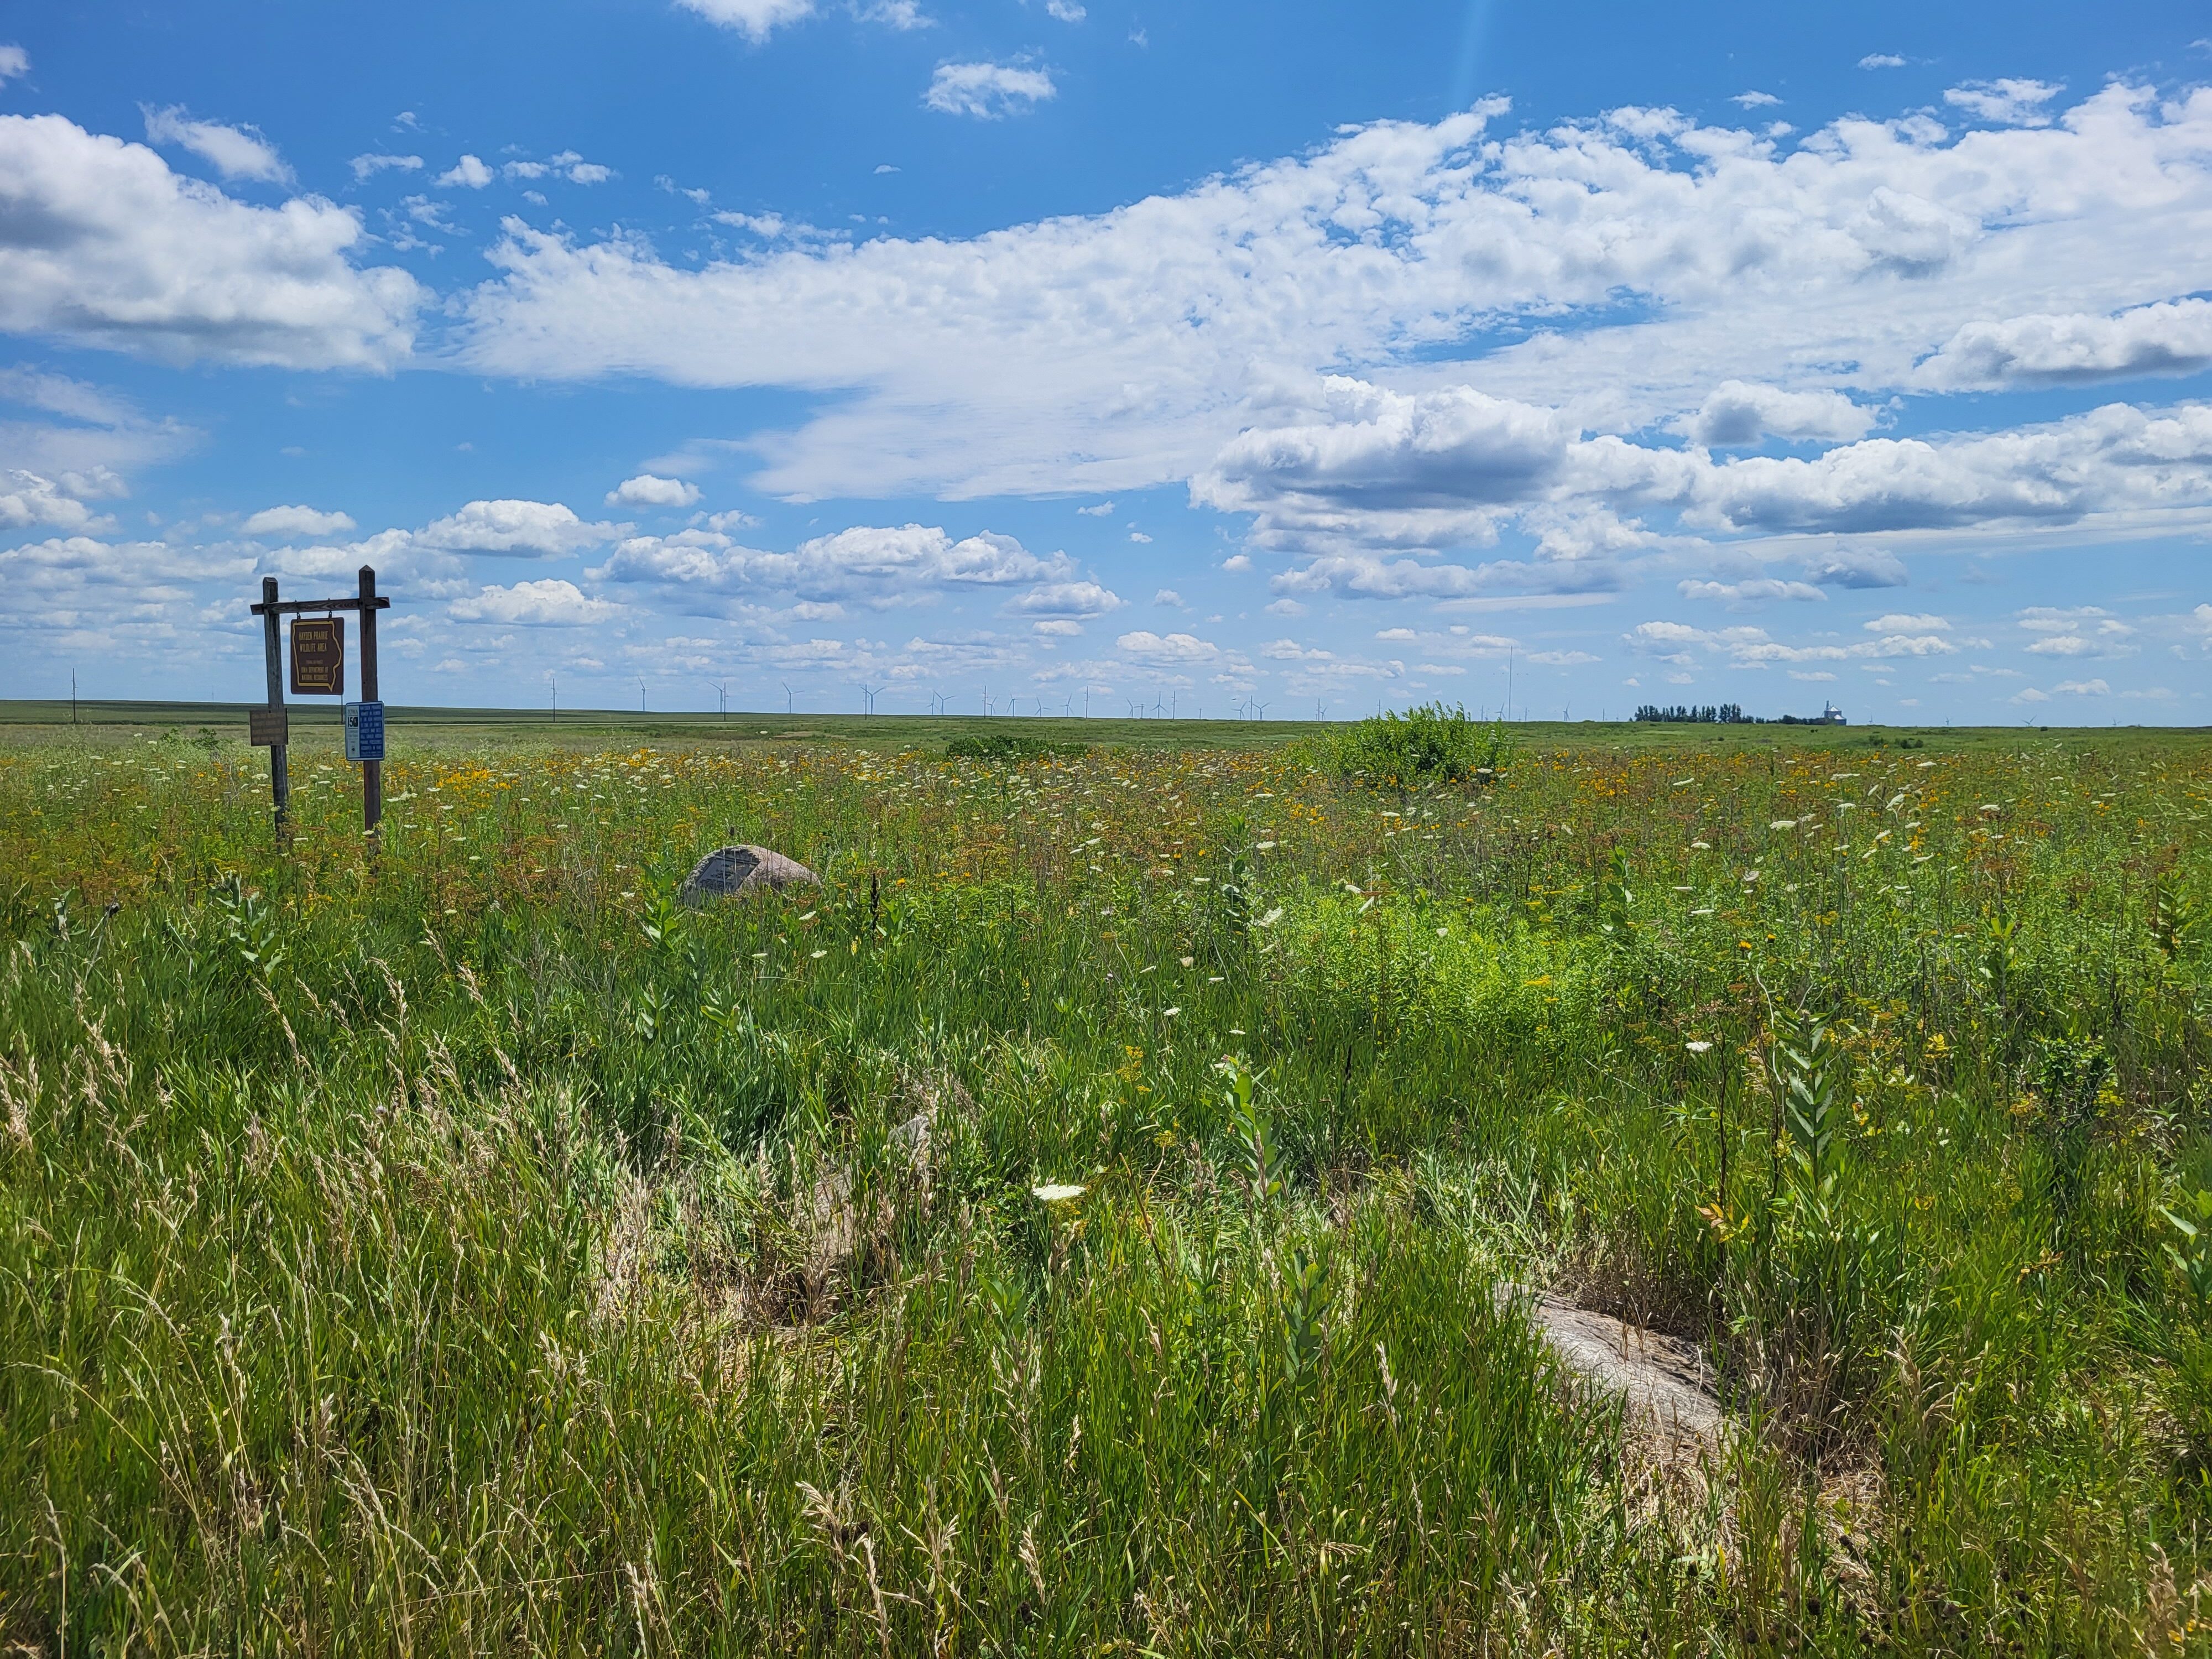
[249,565,390,839]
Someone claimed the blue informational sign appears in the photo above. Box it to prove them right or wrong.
[343,700,386,761]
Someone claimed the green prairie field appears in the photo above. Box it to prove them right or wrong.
[3,710,2211,1653]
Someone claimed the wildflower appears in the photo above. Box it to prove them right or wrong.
[1033,1183,1087,1204]
[1686,1040,1713,1053]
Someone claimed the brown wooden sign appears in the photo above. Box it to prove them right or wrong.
[248,704,289,747]
[252,568,389,841]
[290,617,345,695]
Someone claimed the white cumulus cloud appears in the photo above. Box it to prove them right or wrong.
[1943,79,2062,127]
[351,153,423,180]
[607,473,702,508]
[1916,299,2212,388]
[1200,378,2212,583]
[1005,580,1123,617]
[452,85,2212,507]
[594,522,1081,608]
[0,114,421,368]
[1115,629,1218,664]
[450,578,618,625]
[504,151,613,185]
[0,469,106,534]
[674,0,815,40]
[140,105,290,183]
[1679,578,1828,604]
[924,62,1056,119]
[438,154,493,189]
[1682,380,1876,446]
[1624,616,1955,667]
[244,504,357,538]
[415,499,622,557]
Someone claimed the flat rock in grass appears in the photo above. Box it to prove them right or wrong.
[1507,1290,1725,1447]
[679,844,820,905]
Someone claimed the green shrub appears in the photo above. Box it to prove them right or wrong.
[1330,701,1507,790]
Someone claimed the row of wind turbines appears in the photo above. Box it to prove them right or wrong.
[565,670,1305,722]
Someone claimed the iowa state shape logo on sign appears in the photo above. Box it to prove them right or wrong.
[290,617,345,695]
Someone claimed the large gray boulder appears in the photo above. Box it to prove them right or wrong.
[679,844,820,905]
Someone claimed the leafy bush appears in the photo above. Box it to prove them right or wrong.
[1330,701,1507,790]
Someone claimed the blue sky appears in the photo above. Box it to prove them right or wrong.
[2,1,2210,722]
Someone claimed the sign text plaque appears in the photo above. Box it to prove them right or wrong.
[343,700,386,762]
[248,705,289,747]
[290,617,345,695]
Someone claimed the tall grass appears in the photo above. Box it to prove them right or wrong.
[1,724,2208,1651]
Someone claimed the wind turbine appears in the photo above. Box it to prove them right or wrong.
[782,682,794,716]
[638,675,648,713]
[1254,700,1269,721]
[706,678,729,721]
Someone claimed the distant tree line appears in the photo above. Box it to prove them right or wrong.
[1631,703,1849,726]
[1632,703,1747,724]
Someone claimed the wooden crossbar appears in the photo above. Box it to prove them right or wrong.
[248,596,393,616]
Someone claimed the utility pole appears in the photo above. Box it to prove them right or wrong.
[550,672,557,724]
[70,668,77,726]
